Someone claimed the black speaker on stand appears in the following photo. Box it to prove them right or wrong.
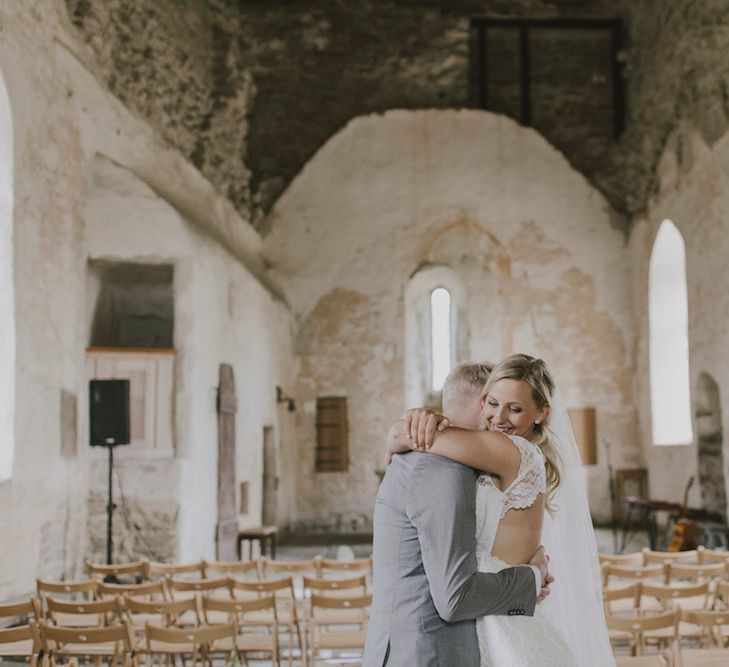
[89,379,131,570]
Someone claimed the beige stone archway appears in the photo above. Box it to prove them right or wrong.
[264,109,637,527]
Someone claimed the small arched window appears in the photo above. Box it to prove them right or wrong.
[430,287,453,392]
[649,219,692,445]
[0,69,14,479]
[405,267,465,408]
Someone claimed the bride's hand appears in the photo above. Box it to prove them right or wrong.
[404,408,450,449]
[528,545,554,603]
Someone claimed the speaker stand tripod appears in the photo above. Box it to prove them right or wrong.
[104,444,119,582]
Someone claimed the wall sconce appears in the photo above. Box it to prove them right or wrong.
[276,386,296,412]
[567,407,597,465]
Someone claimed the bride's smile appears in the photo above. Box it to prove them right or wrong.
[479,378,549,438]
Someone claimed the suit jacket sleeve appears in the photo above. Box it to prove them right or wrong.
[408,454,537,622]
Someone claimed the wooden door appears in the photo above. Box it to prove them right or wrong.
[216,364,238,560]
[262,426,277,526]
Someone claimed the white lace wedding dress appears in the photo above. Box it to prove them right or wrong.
[475,435,577,666]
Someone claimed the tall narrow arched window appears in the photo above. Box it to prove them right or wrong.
[0,69,14,480]
[649,219,692,446]
[430,287,452,392]
[405,267,465,408]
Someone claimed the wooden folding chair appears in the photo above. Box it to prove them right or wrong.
[229,577,301,667]
[308,593,371,667]
[45,597,124,629]
[0,616,41,667]
[97,581,167,602]
[261,559,320,601]
[201,596,279,665]
[680,608,729,666]
[144,622,236,667]
[166,577,229,601]
[603,582,642,619]
[146,561,205,582]
[123,596,200,649]
[39,619,137,667]
[86,561,148,584]
[606,610,681,661]
[202,559,260,581]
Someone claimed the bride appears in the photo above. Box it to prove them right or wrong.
[387,353,614,666]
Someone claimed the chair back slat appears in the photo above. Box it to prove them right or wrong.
[40,619,134,646]
[0,620,40,648]
[606,609,680,633]
[202,560,259,579]
[167,577,228,595]
[303,575,367,595]
[0,597,41,619]
[642,548,699,565]
[124,595,200,628]
[698,546,729,564]
[86,559,148,581]
[229,576,293,595]
[147,561,206,580]
[98,580,167,599]
[145,621,235,644]
[310,593,372,610]
[666,561,726,581]
[36,579,98,599]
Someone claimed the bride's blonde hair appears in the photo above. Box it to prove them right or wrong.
[483,353,561,511]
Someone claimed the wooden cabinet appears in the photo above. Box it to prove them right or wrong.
[86,348,175,456]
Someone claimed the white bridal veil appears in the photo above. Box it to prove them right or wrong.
[540,392,616,666]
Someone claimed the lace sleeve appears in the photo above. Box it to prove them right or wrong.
[501,435,547,518]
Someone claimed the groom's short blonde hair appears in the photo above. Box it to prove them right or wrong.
[442,361,493,413]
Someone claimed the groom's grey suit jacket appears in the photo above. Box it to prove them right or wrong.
[363,451,537,667]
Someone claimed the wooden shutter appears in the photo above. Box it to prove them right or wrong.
[316,396,349,472]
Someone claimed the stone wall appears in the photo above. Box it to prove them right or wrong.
[629,126,729,512]
[64,0,633,227]
[0,0,295,600]
[60,1,729,228]
[265,109,636,527]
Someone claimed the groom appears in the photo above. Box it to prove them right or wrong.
[363,362,549,666]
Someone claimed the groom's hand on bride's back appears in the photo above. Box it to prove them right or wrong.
[403,408,450,449]
[529,546,554,603]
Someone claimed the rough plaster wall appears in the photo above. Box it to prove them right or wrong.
[63,0,636,227]
[0,0,294,599]
[61,1,729,227]
[265,109,635,526]
[601,0,729,216]
[0,1,91,598]
[85,156,296,562]
[629,127,729,510]
[65,0,254,217]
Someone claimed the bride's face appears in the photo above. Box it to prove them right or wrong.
[480,378,547,438]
